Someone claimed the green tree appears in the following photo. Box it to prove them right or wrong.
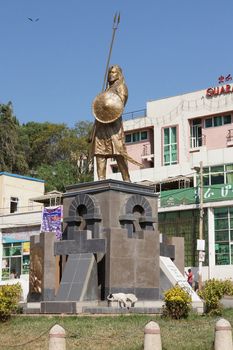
[21,122,68,169]
[0,102,93,189]
[60,121,94,182]
[36,161,77,192]
[0,103,28,173]
[25,120,94,191]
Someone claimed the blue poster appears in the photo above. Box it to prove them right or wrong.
[41,206,63,239]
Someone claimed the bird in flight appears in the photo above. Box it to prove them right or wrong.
[27,17,39,22]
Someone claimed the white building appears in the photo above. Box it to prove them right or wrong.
[103,82,233,280]
[0,172,44,283]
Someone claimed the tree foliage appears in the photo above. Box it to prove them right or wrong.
[0,102,28,173]
[0,102,94,191]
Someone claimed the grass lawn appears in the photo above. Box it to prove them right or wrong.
[1,309,233,350]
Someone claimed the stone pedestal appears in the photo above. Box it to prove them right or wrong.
[63,179,159,300]
[28,179,185,313]
[29,231,56,301]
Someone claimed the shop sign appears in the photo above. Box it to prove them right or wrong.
[218,74,232,84]
[206,84,233,97]
[160,183,233,207]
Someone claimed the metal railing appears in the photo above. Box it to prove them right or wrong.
[190,135,206,149]
[227,129,233,142]
[123,109,146,120]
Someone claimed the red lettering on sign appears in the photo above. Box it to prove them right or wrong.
[206,88,214,97]
[206,84,233,97]
[214,87,219,95]
[220,86,225,94]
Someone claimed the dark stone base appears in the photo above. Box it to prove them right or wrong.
[41,301,77,314]
[82,307,162,314]
[27,292,41,302]
[24,308,41,314]
[27,302,163,315]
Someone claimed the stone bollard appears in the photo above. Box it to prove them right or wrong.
[49,324,66,350]
[214,318,232,350]
[144,321,162,350]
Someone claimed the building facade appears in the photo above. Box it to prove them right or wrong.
[102,83,233,280]
[0,173,44,283]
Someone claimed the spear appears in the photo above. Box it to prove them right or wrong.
[102,12,120,92]
[89,12,120,145]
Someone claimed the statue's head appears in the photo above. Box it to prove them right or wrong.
[108,65,124,84]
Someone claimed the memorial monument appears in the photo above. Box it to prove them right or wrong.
[28,73,185,311]
[27,14,192,314]
[91,64,142,182]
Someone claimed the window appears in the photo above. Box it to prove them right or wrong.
[125,134,132,143]
[163,126,178,165]
[158,209,208,267]
[226,164,233,184]
[125,130,148,143]
[190,119,202,148]
[201,164,233,186]
[224,115,232,124]
[214,207,233,265]
[205,118,213,128]
[111,165,119,173]
[2,241,30,280]
[141,131,148,140]
[210,166,224,185]
[10,197,18,213]
[214,116,222,127]
[205,114,232,128]
[132,132,140,142]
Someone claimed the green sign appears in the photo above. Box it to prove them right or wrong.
[160,184,233,207]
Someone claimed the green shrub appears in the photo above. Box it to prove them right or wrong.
[198,279,233,315]
[162,284,191,319]
[220,279,233,296]
[0,283,22,322]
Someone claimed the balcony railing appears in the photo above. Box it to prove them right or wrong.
[227,129,233,141]
[190,135,206,149]
[123,109,146,121]
[226,129,233,146]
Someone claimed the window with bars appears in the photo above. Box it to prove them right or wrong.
[214,207,233,265]
[190,118,202,148]
[158,209,208,267]
[163,126,178,165]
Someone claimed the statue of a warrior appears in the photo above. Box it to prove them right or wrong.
[91,65,141,182]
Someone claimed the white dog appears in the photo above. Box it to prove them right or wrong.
[107,293,138,308]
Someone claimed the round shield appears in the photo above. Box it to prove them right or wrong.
[92,91,124,123]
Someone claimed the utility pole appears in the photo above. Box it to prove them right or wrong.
[198,160,204,290]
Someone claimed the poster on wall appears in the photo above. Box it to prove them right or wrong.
[41,205,63,239]
[22,242,30,255]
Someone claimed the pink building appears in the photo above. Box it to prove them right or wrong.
[98,83,233,281]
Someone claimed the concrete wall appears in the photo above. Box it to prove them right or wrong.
[0,174,44,215]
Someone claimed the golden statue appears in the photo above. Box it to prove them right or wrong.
[91,65,141,182]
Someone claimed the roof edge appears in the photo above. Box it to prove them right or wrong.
[0,172,45,183]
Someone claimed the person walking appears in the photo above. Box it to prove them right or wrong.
[186,268,194,288]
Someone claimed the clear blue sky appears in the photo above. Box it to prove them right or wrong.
[1,0,233,127]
